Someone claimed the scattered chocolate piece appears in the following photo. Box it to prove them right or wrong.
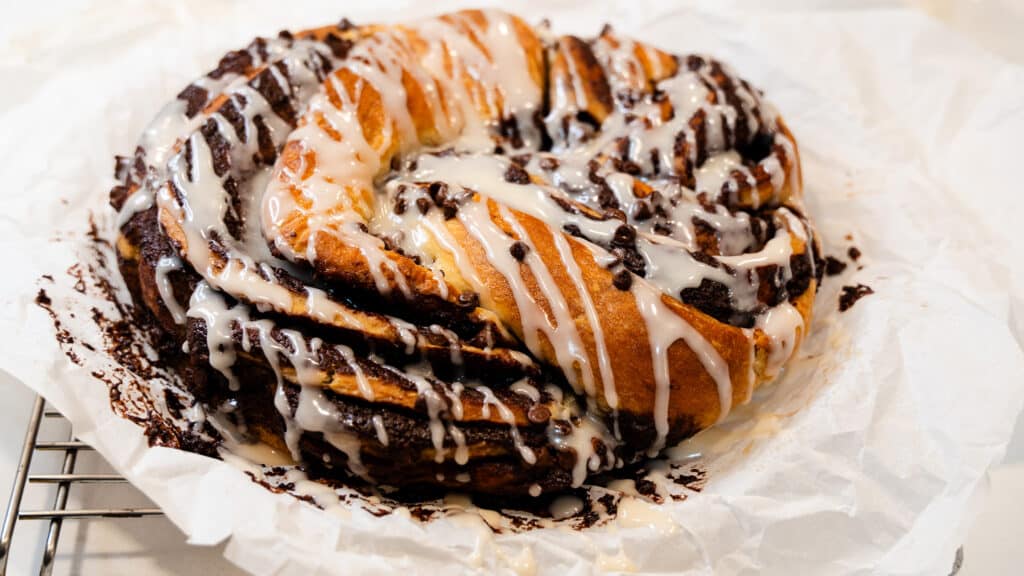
[848,246,862,261]
[824,256,847,276]
[839,284,874,312]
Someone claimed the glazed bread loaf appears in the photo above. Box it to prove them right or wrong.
[111,9,820,496]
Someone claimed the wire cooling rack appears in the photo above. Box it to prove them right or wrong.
[0,395,161,576]
[0,394,966,576]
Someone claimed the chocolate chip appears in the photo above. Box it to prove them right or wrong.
[563,223,583,238]
[527,405,551,424]
[635,478,657,496]
[456,291,479,309]
[511,153,531,167]
[504,163,531,185]
[786,253,814,300]
[539,157,560,171]
[428,181,447,201]
[632,201,653,221]
[680,278,755,327]
[740,132,774,163]
[509,241,529,261]
[612,270,632,290]
[611,225,636,248]
[848,246,862,261]
[552,420,573,435]
[325,32,353,59]
[614,247,646,277]
[393,196,407,215]
[416,197,431,215]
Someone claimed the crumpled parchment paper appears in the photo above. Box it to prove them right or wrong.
[2,1,1023,574]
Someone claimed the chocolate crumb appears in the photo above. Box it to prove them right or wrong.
[611,224,636,248]
[35,289,51,306]
[839,284,874,312]
[847,246,862,261]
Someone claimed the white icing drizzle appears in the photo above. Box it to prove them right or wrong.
[475,384,536,464]
[632,283,731,454]
[335,344,373,400]
[549,229,617,409]
[154,255,186,324]
[549,495,584,520]
[756,302,804,379]
[371,414,389,447]
[509,378,540,402]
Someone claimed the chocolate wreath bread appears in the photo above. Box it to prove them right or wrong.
[110,9,821,497]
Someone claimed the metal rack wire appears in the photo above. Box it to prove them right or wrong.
[0,396,161,576]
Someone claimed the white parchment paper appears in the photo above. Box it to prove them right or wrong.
[2,1,1024,574]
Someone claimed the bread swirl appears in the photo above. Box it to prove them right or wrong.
[111,9,821,496]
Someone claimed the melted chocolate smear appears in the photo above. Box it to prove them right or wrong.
[839,284,874,312]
